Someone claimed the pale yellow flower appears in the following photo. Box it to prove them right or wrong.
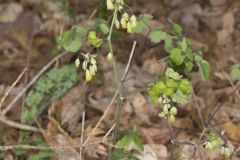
[130,15,137,28]
[106,0,114,10]
[86,69,92,81]
[122,12,129,21]
[114,19,120,29]
[127,22,133,33]
[121,17,127,29]
[75,58,80,68]
[107,52,113,61]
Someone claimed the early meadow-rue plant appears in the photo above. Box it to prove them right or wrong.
[149,68,192,123]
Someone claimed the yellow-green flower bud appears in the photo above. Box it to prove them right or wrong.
[158,97,163,103]
[75,58,80,68]
[220,146,231,158]
[204,142,213,150]
[82,61,88,70]
[89,64,97,76]
[107,52,113,61]
[127,22,133,33]
[114,19,120,29]
[169,114,175,123]
[130,15,137,28]
[159,112,165,118]
[116,0,124,5]
[163,105,169,114]
[122,12,129,21]
[86,69,92,81]
[90,57,96,65]
[170,107,177,115]
[121,17,127,29]
[106,0,114,10]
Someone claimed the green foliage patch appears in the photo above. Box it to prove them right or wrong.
[22,64,81,124]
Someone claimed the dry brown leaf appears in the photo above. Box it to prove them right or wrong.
[134,144,168,160]
[217,12,234,45]
[142,58,166,76]
[83,136,107,159]
[223,121,240,142]
[0,3,23,23]
[3,152,14,160]
[210,0,226,6]
[49,84,87,135]
[129,93,151,124]
[44,118,79,160]
[140,126,170,144]
[217,1,240,45]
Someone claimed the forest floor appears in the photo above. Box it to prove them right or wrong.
[0,0,240,159]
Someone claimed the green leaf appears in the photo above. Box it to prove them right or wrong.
[87,31,103,48]
[60,26,87,52]
[149,89,159,104]
[178,37,187,52]
[185,61,193,74]
[154,81,166,91]
[112,149,139,160]
[23,65,82,124]
[230,64,240,81]
[178,79,192,95]
[148,30,167,43]
[117,126,143,152]
[164,36,173,52]
[166,79,178,88]
[29,151,53,160]
[99,22,109,34]
[195,55,210,81]
[134,14,153,33]
[15,149,27,156]
[165,68,182,80]
[185,48,194,60]
[172,90,188,104]
[171,22,182,36]
[169,48,184,65]
[198,60,210,81]
[117,135,131,147]
[162,88,174,96]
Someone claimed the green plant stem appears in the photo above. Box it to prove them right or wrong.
[124,86,150,97]
[107,6,125,160]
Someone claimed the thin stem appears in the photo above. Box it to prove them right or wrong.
[207,84,240,125]
[79,111,85,160]
[121,41,137,82]
[0,68,27,110]
[192,89,205,129]
[124,86,150,97]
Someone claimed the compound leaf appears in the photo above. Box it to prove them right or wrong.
[148,30,167,43]
[134,14,153,33]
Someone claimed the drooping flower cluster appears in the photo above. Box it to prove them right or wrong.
[148,68,192,123]
[106,0,137,33]
[117,12,137,33]
[75,53,97,81]
[158,96,177,123]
